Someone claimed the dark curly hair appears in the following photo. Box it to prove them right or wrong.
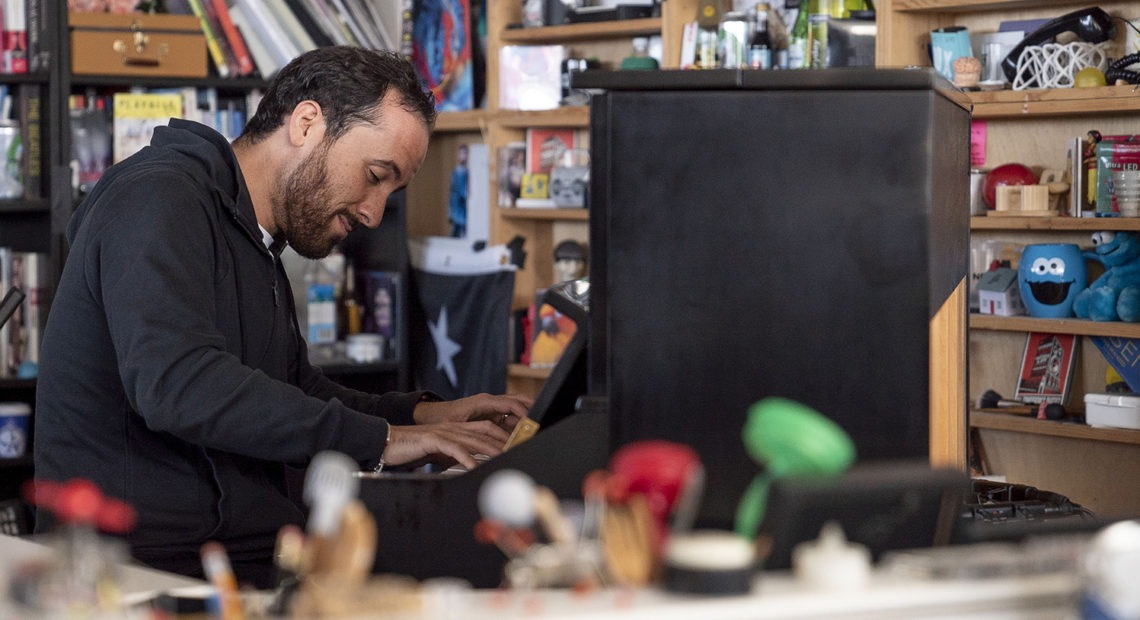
[236,46,437,145]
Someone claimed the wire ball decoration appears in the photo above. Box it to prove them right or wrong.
[1012,41,1112,90]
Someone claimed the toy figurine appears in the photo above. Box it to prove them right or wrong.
[1074,231,1140,322]
[553,239,586,283]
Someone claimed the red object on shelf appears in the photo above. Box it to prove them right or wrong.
[983,163,1038,209]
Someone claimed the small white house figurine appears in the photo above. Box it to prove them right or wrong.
[978,267,1025,316]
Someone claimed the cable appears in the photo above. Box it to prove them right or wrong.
[1105,17,1140,84]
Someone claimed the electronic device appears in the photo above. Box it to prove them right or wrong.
[1001,7,1115,83]
[1,287,25,330]
[756,461,971,570]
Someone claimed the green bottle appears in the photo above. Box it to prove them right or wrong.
[788,1,812,69]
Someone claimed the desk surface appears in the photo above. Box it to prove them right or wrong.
[1,533,203,614]
[1,533,1083,619]
[404,571,1079,620]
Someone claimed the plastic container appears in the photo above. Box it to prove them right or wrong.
[1084,393,1140,430]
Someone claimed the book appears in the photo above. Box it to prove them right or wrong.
[17,83,42,200]
[361,270,399,356]
[0,247,9,375]
[25,0,48,72]
[235,0,301,70]
[497,141,525,207]
[1014,332,1077,405]
[1,0,27,74]
[498,45,563,111]
[528,299,577,369]
[465,143,489,242]
[326,0,369,48]
[280,0,335,48]
[112,92,183,163]
[210,0,256,75]
[4,251,47,377]
[228,2,281,77]
[187,0,233,77]
[525,127,576,177]
[262,0,318,56]
[412,0,474,111]
[341,0,385,49]
[361,0,401,50]
[1091,336,1140,393]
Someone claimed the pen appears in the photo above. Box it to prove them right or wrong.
[201,541,244,620]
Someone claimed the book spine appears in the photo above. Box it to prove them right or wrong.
[18,83,41,200]
[228,4,279,78]
[25,0,47,72]
[235,0,300,69]
[187,0,233,78]
[400,0,414,59]
[1,0,27,74]
[262,0,317,54]
[0,247,9,376]
[300,0,350,46]
[15,251,46,368]
[210,0,255,76]
[281,0,335,48]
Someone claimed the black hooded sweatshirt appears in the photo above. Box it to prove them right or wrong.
[34,119,424,583]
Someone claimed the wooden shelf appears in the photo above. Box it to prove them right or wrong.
[434,110,489,133]
[969,85,1140,119]
[0,378,34,390]
[971,410,1140,446]
[497,107,590,129]
[500,207,589,221]
[0,72,50,85]
[500,18,662,44]
[0,198,51,214]
[67,74,268,90]
[971,215,1140,231]
[970,314,1140,338]
[508,363,552,380]
[893,0,1105,13]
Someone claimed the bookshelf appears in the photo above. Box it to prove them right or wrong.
[878,0,1140,516]
[0,0,418,513]
[443,1,698,398]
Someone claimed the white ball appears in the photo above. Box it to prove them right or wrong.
[478,469,537,528]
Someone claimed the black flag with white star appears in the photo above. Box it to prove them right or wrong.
[409,268,515,399]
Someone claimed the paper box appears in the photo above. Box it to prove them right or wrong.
[70,12,207,78]
[978,267,1024,316]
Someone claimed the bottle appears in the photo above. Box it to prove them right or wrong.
[695,0,721,69]
[749,3,773,70]
[341,263,363,337]
[719,11,749,69]
[620,37,659,70]
[809,0,830,69]
[787,0,811,69]
[305,250,343,348]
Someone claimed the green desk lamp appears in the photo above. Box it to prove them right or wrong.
[734,397,856,539]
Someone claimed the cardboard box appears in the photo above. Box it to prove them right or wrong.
[70,12,207,78]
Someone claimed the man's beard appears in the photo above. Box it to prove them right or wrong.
[274,140,355,259]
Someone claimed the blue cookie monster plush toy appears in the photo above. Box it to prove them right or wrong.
[1073,231,1140,322]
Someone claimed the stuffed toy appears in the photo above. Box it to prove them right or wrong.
[1073,231,1140,322]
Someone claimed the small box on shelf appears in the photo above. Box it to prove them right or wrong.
[70,12,208,78]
